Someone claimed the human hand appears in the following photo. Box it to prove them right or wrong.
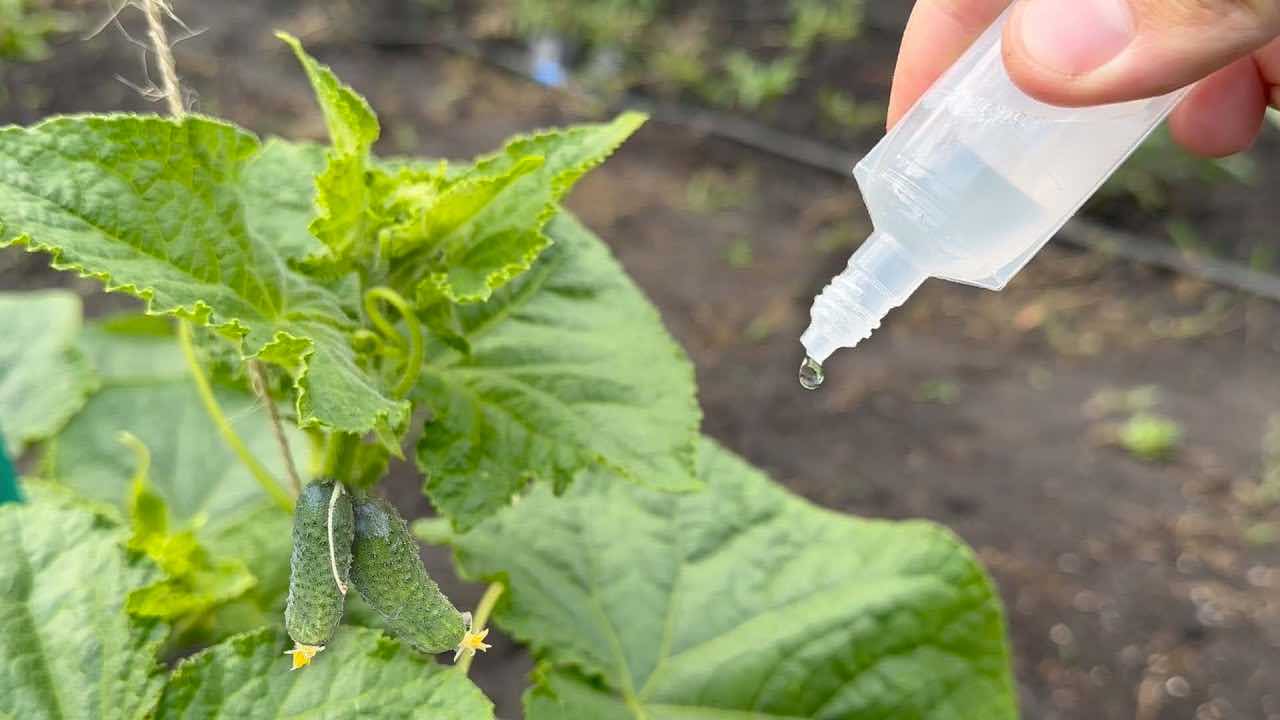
[887,0,1280,157]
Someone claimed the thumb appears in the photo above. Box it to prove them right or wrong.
[1003,0,1280,105]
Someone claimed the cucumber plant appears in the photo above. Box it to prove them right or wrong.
[0,28,1018,720]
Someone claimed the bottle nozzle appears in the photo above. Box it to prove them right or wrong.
[800,231,926,372]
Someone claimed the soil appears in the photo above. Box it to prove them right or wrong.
[3,2,1279,719]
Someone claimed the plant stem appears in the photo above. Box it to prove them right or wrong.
[141,0,183,117]
[178,321,292,512]
[249,360,302,498]
[458,582,504,675]
[322,432,359,483]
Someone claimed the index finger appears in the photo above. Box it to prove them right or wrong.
[887,0,1013,128]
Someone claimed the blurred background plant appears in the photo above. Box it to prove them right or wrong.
[433,0,867,112]
[0,0,74,62]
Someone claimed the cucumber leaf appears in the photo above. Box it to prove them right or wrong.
[154,627,494,720]
[386,112,647,305]
[124,471,256,622]
[0,115,408,439]
[0,499,168,719]
[415,212,700,529]
[44,315,306,532]
[0,290,97,454]
[44,315,305,637]
[277,33,377,157]
[241,139,328,263]
[424,439,1017,720]
[278,33,379,277]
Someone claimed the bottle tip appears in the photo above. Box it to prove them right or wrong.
[798,356,825,391]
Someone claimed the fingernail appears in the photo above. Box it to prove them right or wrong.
[1018,0,1134,76]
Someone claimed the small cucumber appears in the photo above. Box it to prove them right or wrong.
[285,481,353,648]
[350,496,465,653]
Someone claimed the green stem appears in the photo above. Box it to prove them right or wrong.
[363,287,424,398]
[322,432,359,482]
[458,582,504,675]
[177,321,292,511]
[305,429,327,477]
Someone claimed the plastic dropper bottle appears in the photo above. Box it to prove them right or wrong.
[799,9,1187,390]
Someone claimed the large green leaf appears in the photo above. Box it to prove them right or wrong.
[387,112,647,305]
[0,500,168,719]
[44,316,304,637]
[425,439,1017,719]
[154,627,494,720]
[45,381,295,529]
[241,139,328,263]
[76,313,188,382]
[0,290,96,454]
[415,212,700,529]
[44,316,306,534]
[0,115,407,438]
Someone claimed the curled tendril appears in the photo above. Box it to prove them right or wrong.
[362,287,424,399]
[351,328,401,358]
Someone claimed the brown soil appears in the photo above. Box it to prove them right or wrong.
[3,2,1279,718]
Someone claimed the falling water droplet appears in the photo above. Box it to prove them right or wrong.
[798,356,824,391]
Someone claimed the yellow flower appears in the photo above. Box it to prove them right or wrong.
[285,643,324,670]
[453,612,493,663]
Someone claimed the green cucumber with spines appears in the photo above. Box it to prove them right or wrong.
[350,495,465,653]
[285,480,353,647]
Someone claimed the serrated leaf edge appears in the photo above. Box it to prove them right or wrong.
[428,112,649,305]
[0,114,404,437]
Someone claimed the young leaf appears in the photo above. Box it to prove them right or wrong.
[385,112,647,305]
[0,116,408,439]
[277,32,378,157]
[125,467,257,622]
[0,290,97,454]
[0,499,168,719]
[427,439,1018,720]
[415,212,700,529]
[278,33,380,276]
[126,552,257,621]
[154,627,494,719]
